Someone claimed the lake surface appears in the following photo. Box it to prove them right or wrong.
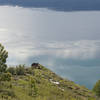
[0,6,100,89]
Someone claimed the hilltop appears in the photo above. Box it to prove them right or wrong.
[0,63,98,100]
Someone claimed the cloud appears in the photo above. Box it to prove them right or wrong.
[0,28,8,32]
[5,39,100,67]
[0,6,100,88]
[43,40,100,60]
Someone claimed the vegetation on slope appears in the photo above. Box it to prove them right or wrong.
[0,43,99,100]
[0,64,97,100]
[93,80,100,97]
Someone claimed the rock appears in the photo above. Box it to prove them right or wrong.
[31,63,41,69]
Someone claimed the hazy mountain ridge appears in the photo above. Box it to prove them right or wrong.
[0,0,100,11]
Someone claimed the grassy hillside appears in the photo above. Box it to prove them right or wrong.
[0,64,98,100]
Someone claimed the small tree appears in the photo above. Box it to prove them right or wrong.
[0,43,8,73]
[7,67,16,75]
[16,65,25,75]
[0,72,12,81]
[93,80,100,97]
[29,76,38,97]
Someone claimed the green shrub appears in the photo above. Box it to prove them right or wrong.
[0,72,12,81]
[25,68,34,75]
[29,76,38,97]
[93,80,100,97]
[16,65,25,75]
[0,43,8,73]
[0,89,16,98]
[7,67,16,75]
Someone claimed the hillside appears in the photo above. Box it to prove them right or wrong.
[0,64,98,100]
[0,0,100,11]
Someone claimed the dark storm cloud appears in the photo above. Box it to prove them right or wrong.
[0,0,100,11]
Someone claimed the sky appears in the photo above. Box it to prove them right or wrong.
[0,0,100,11]
[0,6,100,89]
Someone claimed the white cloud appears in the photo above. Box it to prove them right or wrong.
[4,39,100,66]
[34,40,100,60]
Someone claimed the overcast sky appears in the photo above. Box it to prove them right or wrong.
[0,0,100,11]
[0,6,100,89]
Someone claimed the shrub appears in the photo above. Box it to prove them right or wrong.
[25,68,34,75]
[0,90,16,98]
[0,43,8,73]
[0,72,12,81]
[7,67,16,75]
[16,65,25,75]
[29,76,38,97]
[93,80,100,97]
